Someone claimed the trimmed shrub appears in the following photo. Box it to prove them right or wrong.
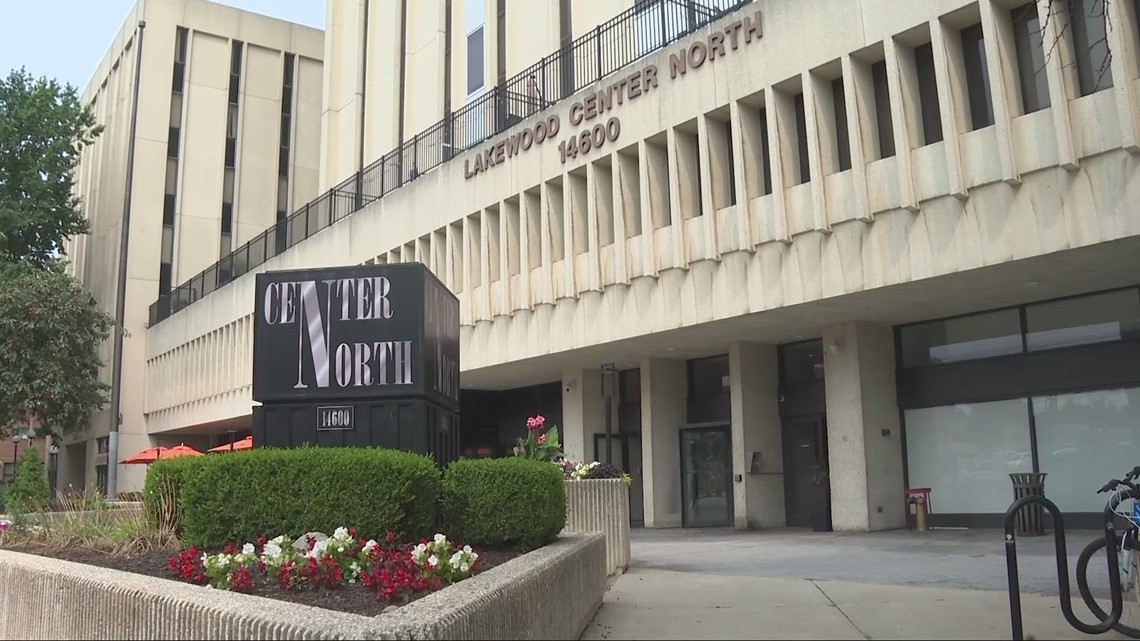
[143,455,201,533]
[176,447,441,548]
[3,446,51,514]
[442,457,565,551]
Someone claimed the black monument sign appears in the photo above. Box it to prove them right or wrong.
[251,263,460,465]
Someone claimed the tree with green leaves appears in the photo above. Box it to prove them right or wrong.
[0,67,112,440]
[3,446,52,514]
[0,261,115,439]
[0,67,102,266]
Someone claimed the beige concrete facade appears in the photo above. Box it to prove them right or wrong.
[125,0,1140,526]
[64,0,322,493]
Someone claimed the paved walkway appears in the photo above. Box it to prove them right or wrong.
[581,528,1128,640]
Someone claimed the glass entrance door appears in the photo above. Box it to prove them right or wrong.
[679,425,733,527]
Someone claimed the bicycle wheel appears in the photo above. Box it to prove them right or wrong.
[1076,533,1140,638]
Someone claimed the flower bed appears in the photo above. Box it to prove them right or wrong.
[4,527,516,617]
[0,533,606,639]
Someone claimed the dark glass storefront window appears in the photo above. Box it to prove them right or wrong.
[899,308,1022,368]
[688,355,729,396]
[781,339,823,384]
[687,355,730,424]
[1025,289,1140,351]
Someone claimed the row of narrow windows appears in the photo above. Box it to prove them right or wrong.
[366,0,1140,297]
[158,26,300,297]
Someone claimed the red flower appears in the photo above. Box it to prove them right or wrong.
[222,542,237,555]
[537,433,546,445]
[229,565,252,592]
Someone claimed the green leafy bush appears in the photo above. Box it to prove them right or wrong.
[172,447,441,548]
[143,455,201,533]
[3,446,51,514]
[442,458,565,550]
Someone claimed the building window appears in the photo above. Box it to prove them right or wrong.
[904,399,1032,513]
[871,60,895,159]
[466,27,485,95]
[759,107,773,195]
[723,119,737,206]
[1025,289,1140,351]
[914,43,943,144]
[466,0,486,97]
[831,77,852,171]
[1033,387,1140,512]
[792,92,810,184]
[160,26,188,297]
[960,23,995,130]
[899,308,1023,368]
[1067,0,1114,95]
[277,53,295,241]
[1011,4,1051,114]
[222,40,243,261]
[781,339,824,384]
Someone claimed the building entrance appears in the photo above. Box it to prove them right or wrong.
[782,413,829,528]
[679,423,734,527]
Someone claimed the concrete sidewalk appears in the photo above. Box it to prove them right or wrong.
[581,567,1126,640]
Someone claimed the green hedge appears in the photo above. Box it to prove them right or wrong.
[442,458,566,551]
[154,447,441,548]
[142,455,201,533]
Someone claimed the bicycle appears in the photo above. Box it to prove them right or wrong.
[1076,465,1140,638]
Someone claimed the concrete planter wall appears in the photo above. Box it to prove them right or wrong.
[563,478,630,575]
[0,532,606,640]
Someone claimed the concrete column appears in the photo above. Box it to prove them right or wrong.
[729,342,784,529]
[562,368,603,463]
[823,322,906,532]
[640,357,686,528]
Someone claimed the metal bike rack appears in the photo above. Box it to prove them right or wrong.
[1003,495,1123,640]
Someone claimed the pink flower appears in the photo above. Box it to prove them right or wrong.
[526,415,546,432]
[537,434,546,445]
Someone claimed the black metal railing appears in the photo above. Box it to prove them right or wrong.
[149,0,751,326]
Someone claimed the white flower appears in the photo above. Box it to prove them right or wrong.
[242,543,255,556]
[363,539,378,553]
[449,551,463,568]
[427,554,439,568]
[263,541,283,560]
[200,553,208,566]
[459,562,470,573]
[462,545,473,554]
[333,526,350,541]
[412,542,428,564]
[433,533,447,546]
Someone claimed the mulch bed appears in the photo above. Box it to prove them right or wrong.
[2,542,522,616]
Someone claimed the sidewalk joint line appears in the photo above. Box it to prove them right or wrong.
[810,579,871,640]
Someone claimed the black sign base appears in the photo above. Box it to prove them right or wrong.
[252,398,460,467]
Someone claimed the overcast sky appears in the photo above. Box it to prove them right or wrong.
[0,0,325,90]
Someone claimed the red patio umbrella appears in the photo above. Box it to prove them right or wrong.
[207,435,253,453]
[163,443,203,458]
[120,446,168,465]
[120,443,202,465]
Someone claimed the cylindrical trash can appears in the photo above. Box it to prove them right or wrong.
[1010,472,1047,536]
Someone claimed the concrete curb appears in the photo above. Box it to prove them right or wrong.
[0,532,606,640]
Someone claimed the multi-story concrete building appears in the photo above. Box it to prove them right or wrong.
[92,0,1140,531]
[63,0,323,493]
